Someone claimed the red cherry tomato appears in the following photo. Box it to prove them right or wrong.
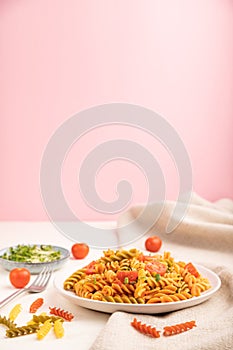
[145,235,162,252]
[145,261,167,276]
[138,254,160,262]
[71,243,89,259]
[116,271,138,283]
[184,263,200,278]
[9,268,31,288]
[84,260,96,274]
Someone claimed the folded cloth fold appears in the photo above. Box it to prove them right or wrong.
[116,192,233,265]
[90,193,233,350]
[90,265,233,350]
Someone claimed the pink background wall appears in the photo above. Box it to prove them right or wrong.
[1,0,233,221]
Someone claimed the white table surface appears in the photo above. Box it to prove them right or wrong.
[1,221,226,350]
[0,221,124,350]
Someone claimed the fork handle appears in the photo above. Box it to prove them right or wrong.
[0,288,27,308]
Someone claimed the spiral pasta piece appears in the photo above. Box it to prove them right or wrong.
[32,314,63,324]
[6,324,39,338]
[63,269,86,290]
[29,298,44,313]
[131,318,160,338]
[92,292,144,304]
[49,307,74,321]
[37,319,52,340]
[163,320,196,336]
[100,249,140,263]
[0,315,17,329]
[8,304,22,321]
[54,319,64,338]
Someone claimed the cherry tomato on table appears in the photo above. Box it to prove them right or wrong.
[9,268,31,288]
[71,243,89,259]
[145,235,162,252]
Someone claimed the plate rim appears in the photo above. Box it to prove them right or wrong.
[54,263,221,313]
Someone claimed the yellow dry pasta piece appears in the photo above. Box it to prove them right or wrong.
[37,319,52,340]
[54,319,64,338]
[8,304,22,321]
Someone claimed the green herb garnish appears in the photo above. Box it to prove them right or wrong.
[0,244,61,263]
[124,277,129,284]
[155,273,161,282]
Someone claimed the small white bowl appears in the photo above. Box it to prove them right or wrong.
[0,244,70,274]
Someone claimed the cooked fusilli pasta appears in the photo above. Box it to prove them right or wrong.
[64,249,211,304]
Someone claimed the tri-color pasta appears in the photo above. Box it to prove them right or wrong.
[64,249,211,304]
[1,306,69,340]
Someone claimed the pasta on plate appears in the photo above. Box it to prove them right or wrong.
[63,249,211,304]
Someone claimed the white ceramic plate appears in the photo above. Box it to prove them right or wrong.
[0,245,70,274]
[54,264,221,314]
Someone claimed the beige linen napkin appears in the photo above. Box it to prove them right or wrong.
[90,193,233,350]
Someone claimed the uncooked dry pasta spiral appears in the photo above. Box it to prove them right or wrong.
[6,324,39,338]
[29,298,44,313]
[163,320,196,336]
[0,315,17,329]
[54,319,64,338]
[131,318,160,338]
[32,314,63,324]
[37,319,52,340]
[49,307,74,321]
[8,304,22,321]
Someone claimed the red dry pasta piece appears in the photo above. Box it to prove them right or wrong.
[29,298,44,313]
[131,318,160,338]
[49,307,74,321]
[163,320,196,336]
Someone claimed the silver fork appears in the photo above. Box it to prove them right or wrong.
[0,266,53,308]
